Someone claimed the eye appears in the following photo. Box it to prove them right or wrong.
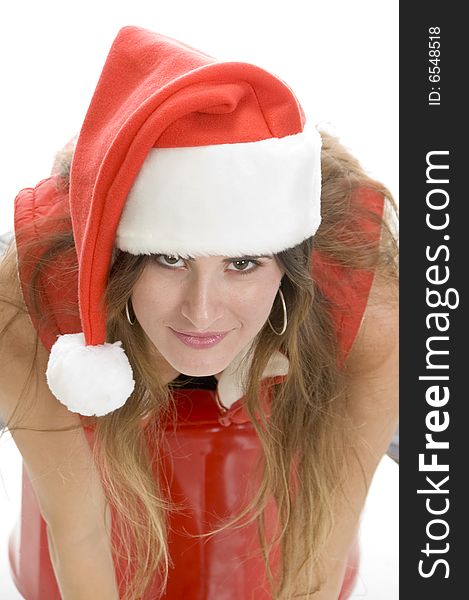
[151,254,264,275]
[227,258,262,274]
[153,254,186,268]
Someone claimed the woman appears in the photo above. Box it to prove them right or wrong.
[0,26,398,599]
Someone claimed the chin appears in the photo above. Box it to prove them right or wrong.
[180,368,217,378]
[169,352,230,378]
[174,360,223,377]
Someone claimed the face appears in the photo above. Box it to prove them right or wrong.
[130,253,285,382]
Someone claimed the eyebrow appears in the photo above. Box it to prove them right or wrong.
[184,254,273,263]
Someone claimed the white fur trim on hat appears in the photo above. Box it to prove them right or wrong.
[45,332,135,417]
[115,125,322,258]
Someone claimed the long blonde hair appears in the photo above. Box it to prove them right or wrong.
[0,129,398,599]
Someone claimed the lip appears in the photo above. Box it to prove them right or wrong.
[174,328,230,338]
[170,328,230,349]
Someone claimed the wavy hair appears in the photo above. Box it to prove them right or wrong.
[0,129,398,599]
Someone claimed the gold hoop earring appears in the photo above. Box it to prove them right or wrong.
[267,287,287,335]
[125,297,136,325]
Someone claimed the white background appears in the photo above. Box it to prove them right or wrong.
[0,1,398,598]
[0,0,398,235]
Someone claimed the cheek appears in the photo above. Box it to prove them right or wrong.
[238,284,275,315]
[230,278,281,329]
[130,268,178,328]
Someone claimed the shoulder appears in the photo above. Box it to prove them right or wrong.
[0,238,34,351]
[0,241,79,430]
[344,270,398,376]
[0,285,50,426]
[342,268,398,463]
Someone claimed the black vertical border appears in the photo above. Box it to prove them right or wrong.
[400,2,466,596]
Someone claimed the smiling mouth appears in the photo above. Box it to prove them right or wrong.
[172,328,230,338]
[169,328,229,348]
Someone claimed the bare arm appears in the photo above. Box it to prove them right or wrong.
[46,515,119,600]
[313,270,399,598]
[0,301,119,598]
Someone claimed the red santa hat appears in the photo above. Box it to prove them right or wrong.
[45,25,322,417]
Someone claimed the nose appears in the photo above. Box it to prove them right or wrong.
[180,272,225,330]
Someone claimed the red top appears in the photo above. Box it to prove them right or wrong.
[9,175,384,599]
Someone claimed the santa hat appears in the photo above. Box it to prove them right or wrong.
[45,25,322,417]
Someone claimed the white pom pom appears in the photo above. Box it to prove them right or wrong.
[46,332,135,417]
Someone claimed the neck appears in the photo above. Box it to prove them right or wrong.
[168,370,223,384]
